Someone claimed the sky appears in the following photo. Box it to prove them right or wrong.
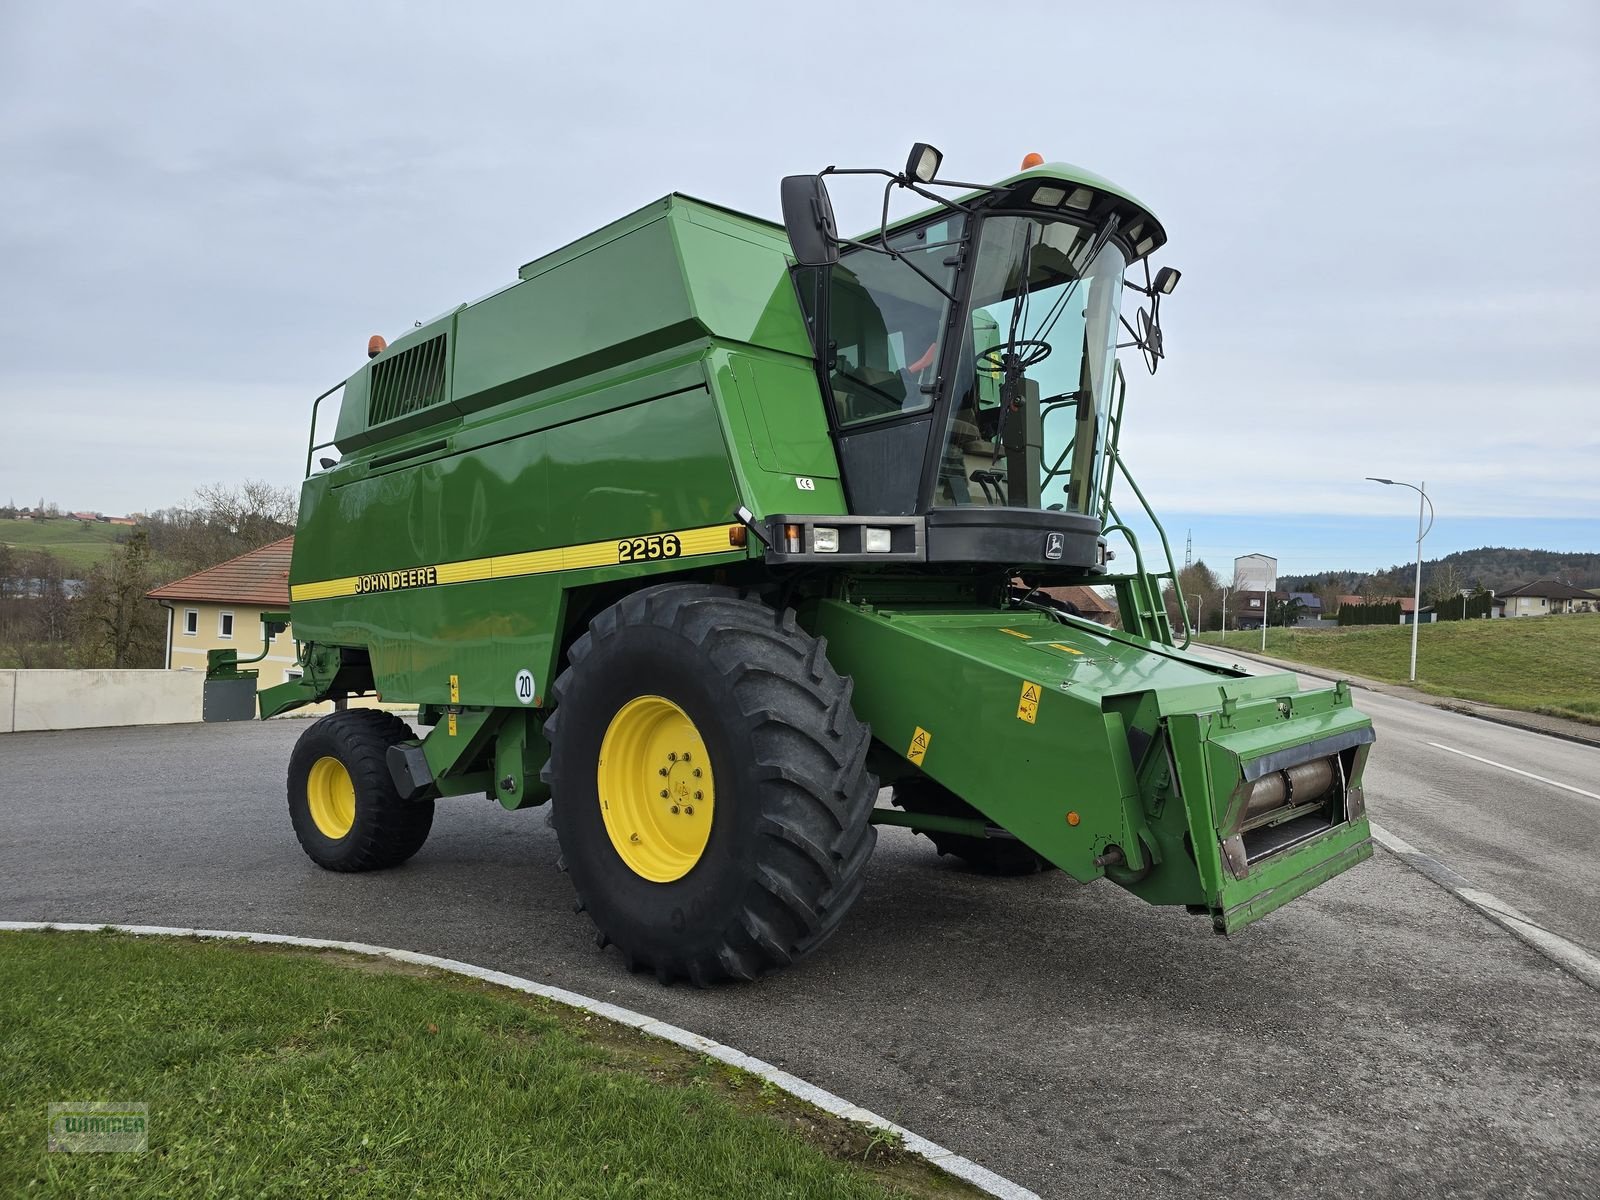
[1,1,1595,574]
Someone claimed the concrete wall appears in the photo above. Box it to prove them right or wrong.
[0,670,204,733]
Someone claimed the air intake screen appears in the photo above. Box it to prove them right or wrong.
[368,334,448,426]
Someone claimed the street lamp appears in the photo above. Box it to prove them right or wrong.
[1191,594,1202,638]
[1367,477,1435,682]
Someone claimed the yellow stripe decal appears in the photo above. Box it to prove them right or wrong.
[290,524,740,603]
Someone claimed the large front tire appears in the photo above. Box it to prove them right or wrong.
[288,710,433,871]
[544,584,877,984]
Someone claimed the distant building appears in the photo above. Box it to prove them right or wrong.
[1039,585,1117,626]
[1232,554,1278,630]
[1498,579,1598,617]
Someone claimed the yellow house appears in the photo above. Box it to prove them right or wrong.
[147,537,401,714]
[147,536,301,684]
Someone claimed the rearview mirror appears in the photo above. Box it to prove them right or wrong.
[780,175,839,268]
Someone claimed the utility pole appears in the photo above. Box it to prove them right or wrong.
[1184,529,1193,571]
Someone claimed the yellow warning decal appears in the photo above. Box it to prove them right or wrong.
[998,627,1032,639]
[449,674,460,704]
[907,726,932,766]
[1017,681,1042,724]
[290,523,739,602]
[1047,643,1084,655]
[447,712,458,737]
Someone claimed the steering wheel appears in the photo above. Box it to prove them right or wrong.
[977,339,1053,372]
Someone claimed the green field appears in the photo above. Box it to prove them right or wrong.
[1,518,127,573]
[1198,617,1600,724]
[1,930,975,1199]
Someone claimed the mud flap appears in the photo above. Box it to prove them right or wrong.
[203,678,258,722]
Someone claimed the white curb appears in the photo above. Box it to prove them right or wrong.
[0,920,1039,1200]
[1368,824,1600,992]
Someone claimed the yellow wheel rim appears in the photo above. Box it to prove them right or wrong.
[307,755,357,839]
[596,695,716,882]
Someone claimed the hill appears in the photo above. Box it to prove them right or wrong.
[1283,546,1600,595]
[0,518,128,574]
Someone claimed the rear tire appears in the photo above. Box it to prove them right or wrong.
[892,777,1054,876]
[544,583,877,984]
[288,710,433,871]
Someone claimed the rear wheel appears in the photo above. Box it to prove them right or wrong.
[892,777,1054,876]
[288,710,433,871]
[544,583,878,984]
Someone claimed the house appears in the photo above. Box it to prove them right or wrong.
[1039,585,1117,626]
[1498,579,1599,617]
[1232,589,1322,630]
[146,536,297,683]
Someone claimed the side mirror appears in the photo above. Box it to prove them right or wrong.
[780,175,839,268]
[1153,266,1181,295]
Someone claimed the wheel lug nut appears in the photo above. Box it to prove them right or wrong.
[684,805,694,815]
[682,752,691,762]
[694,790,703,800]
[658,767,668,777]
[692,768,702,778]
[667,752,677,762]
[659,790,669,798]
[671,805,680,814]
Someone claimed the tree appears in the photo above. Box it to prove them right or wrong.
[1164,560,1223,631]
[0,548,73,668]
[1426,561,1465,609]
[143,479,297,578]
[1271,595,1307,628]
[74,529,166,669]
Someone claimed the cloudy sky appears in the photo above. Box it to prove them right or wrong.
[2,1,1595,572]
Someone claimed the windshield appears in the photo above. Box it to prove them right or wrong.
[822,216,965,427]
[937,215,1126,514]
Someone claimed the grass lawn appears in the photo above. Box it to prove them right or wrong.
[0,930,978,1199]
[1,518,127,573]
[1197,617,1600,725]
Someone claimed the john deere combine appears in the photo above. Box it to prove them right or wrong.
[223,144,1374,983]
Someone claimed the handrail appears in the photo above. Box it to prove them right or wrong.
[1108,447,1190,649]
[303,380,346,478]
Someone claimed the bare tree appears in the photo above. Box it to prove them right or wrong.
[144,479,298,578]
[74,529,166,668]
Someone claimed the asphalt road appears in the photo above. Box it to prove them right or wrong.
[3,706,1598,1199]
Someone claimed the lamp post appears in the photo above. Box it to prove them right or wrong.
[1191,594,1202,638]
[1367,477,1434,682]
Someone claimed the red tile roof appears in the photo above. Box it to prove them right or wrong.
[147,536,293,606]
[1040,585,1115,619]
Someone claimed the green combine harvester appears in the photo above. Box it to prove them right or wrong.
[216,144,1375,983]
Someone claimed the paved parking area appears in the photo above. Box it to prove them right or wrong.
[3,719,1597,1198]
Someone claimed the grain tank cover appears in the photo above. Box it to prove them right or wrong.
[330,194,810,459]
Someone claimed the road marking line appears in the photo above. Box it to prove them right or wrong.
[1369,823,1600,992]
[1426,742,1600,805]
[0,920,1038,1200]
